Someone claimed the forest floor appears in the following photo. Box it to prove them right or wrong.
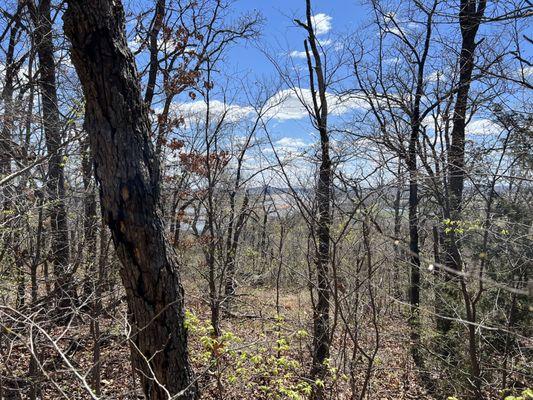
[1,283,434,399]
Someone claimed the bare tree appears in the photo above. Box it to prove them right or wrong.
[294,0,333,392]
[438,2,486,398]
[351,0,439,388]
[27,0,75,315]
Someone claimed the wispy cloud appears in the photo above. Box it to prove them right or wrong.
[289,50,308,59]
[289,38,333,59]
[275,137,307,153]
[467,119,501,136]
[170,99,254,126]
[169,87,367,128]
[311,13,332,35]
[264,89,368,121]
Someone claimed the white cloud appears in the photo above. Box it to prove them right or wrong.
[289,50,308,59]
[264,89,310,120]
[275,137,307,152]
[289,38,333,60]
[171,99,254,126]
[467,119,501,136]
[331,95,369,115]
[426,70,447,83]
[384,57,400,65]
[381,12,419,37]
[264,89,368,121]
[422,115,502,137]
[168,87,367,129]
[384,27,402,36]
[311,13,332,35]
[128,40,141,52]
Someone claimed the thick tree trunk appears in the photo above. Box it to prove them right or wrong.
[63,1,197,398]
[29,0,74,314]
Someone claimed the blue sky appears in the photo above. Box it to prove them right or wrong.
[131,0,531,186]
[124,0,368,153]
[216,0,368,151]
[213,0,532,150]
[229,0,365,75]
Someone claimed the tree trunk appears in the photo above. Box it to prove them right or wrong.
[297,1,332,389]
[439,2,486,398]
[406,129,420,330]
[0,4,19,188]
[63,1,197,398]
[441,0,486,330]
[144,0,166,106]
[28,0,74,315]
[313,124,331,380]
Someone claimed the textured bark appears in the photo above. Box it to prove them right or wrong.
[28,0,74,313]
[63,1,197,398]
